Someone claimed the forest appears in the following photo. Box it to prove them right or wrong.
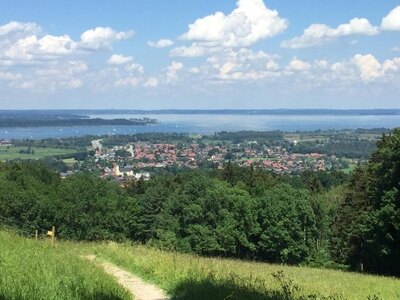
[0,129,399,276]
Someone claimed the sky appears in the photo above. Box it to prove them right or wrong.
[0,0,400,109]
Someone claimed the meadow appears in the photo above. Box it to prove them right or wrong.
[0,146,77,161]
[2,228,400,299]
[87,243,400,300]
[0,229,130,300]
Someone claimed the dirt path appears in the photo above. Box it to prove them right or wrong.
[85,255,169,300]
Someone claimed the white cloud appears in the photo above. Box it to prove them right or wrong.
[287,58,311,71]
[266,59,279,70]
[383,58,400,72]
[125,63,144,73]
[170,43,213,57]
[0,21,40,37]
[189,67,201,74]
[381,6,400,31]
[282,18,378,49]
[171,0,287,57]
[148,39,174,48]
[0,22,135,66]
[352,54,384,81]
[197,48,279,81]
[108,54,133,65]
[7,60,89,91]
[79,27,134,50]
[115,77,140,87]
[4,34,77,61]
[0,71,22,81]
[313,60,329,69]
[166,61,184,83]
[143,77,159,87]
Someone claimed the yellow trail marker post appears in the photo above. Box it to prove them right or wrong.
[47,226,56,248]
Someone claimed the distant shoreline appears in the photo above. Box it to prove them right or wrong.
[0,118,156,128]
[1,109,400,116]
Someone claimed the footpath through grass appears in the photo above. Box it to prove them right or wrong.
[2,229,400,300]
[0,230,130,300]
[86,243,400,300]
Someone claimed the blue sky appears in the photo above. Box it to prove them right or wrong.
[0,0,399,109]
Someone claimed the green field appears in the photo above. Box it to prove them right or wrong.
[2,229,400,300]
[63,158,78,166]
[0,146,77,161]
[0,229,130,300]
[88,244,400,300]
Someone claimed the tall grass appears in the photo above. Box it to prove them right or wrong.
[0,230,130,300]
[88,243,400,300]
[2,229,399,300]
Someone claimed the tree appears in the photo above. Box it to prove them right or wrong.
[256,184,317,264]
[333,129,400,275]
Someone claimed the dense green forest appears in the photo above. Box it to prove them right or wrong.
[0,129,399,276]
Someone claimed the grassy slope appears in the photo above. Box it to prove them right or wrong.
[2,229,400,300]
[0,230,130,300]
[0,146,77,161]
[85,243,400,300]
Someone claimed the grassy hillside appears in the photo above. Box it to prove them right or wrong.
[0,230,130,300]
[87,243,400,300]
[2,229,400,299]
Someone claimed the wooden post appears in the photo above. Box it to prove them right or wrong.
[360,263,364,272]
[35,229,38,240]
[51,226,55,248]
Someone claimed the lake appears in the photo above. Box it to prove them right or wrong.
[1,113,400,140]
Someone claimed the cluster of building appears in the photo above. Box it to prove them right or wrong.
[0,139,12,146]
[238,148,329,173]
[92,140,345,179]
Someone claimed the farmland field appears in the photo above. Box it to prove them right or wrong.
[0,146,77,161]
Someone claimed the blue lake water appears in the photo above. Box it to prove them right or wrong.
[1,114,400,140]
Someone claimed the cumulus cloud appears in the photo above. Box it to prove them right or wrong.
[171,0,287,57]
[0,21,135,66]
[197,48,280,81]
[79,27,134,50]
[286,58,312,71]
[166,61,184,83]
[381,6,400,31]
[125,63,144,73]
[169,43,221,57]
[115,77,140,87]
[7,60,89,91]
[0,21,40,37]
[330,54,400,82]
[352,54,384,81]
[147,39,174,48]
[4,34,77,61]
[282,18,378,49]
[108,54,133,65]
[143,77,159,87]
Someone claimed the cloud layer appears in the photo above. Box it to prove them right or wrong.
[1,2,400,107]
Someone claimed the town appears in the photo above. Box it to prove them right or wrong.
[90,138,350,181]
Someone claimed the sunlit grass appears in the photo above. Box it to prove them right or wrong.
[0,230,130,300]
[85,243,400,300]
[2,229,399,300]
